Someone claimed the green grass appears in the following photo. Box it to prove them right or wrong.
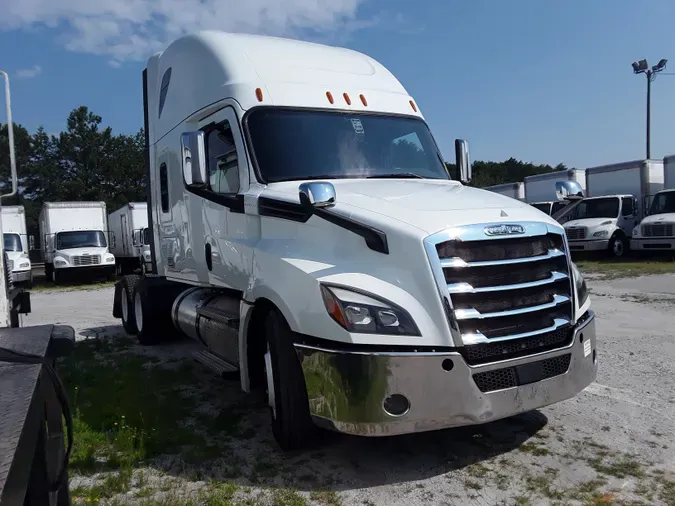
[577,259,675,279]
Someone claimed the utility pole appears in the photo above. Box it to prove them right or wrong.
[632,58,668,159]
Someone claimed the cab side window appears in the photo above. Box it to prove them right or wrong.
[206,122,239,195]
[621,197,634,217]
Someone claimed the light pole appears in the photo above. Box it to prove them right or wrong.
[632,58,668,159]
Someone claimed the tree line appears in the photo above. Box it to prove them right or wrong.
[0,105,574,246]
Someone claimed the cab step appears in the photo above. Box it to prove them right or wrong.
[192,349,239,380]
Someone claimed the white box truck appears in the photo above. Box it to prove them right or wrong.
[111,30,597,451]
[39,202,116,283]
[1,206,33,286]
[524,169,587,216]
[484,182,525,201]
[630,155,675,251]
[108,202,152,275]
[564,159,663,257]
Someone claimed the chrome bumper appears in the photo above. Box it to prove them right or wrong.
[11,270,32,282]
[295,311,597,436]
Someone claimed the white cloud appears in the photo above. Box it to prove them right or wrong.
[0,0,383,66]
[15,65,42,79]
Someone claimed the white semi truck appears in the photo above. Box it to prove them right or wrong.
[108,202,152,275]
[630,155,675,252]
[39,202,116,283]
[1,205,33,286]
[524,169,587,217]
[563,159,663,257]
[112,31,597,451]
[484,182,525,201]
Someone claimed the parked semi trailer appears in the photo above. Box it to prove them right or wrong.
[563,159,663,257]
[39,201,116,283]
[1,206,33,287]
[109,202,152,275]
[631,155,675,252]
[112,31,598,451]
[484,182,525,201]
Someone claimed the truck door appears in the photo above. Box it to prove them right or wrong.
[195,106,252,291]
[619,197,637,235]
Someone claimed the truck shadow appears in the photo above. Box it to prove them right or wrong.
[61,328,549,494]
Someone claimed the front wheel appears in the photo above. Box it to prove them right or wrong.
[608,234,627,258]
[264,308,316,451]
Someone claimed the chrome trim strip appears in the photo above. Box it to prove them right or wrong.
[455,294,570,320]
[447,271,568,294]
[440,248,565,268]
[294,342,456,358]
[429,221,562,244]
[461,317,571,345]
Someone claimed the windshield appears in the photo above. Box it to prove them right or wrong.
[246,109,450,182]
[3,233,22,252]
[531,203,552,214]
[56,230,107,250]
[648,191,675,215]
[573,197,620,219]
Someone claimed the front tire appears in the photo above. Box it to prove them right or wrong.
[120,275,141,335]
[608,233,627,258]
[264,308,315,451]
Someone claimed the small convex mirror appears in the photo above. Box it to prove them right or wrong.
[298,182,336,209]
[555,181,584,201]
[181,131,207,187]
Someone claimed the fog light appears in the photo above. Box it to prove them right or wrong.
[383,394,410,417]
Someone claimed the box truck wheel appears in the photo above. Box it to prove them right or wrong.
[120,275,141,335]
[609,233,626,258]
[264,308,316,451]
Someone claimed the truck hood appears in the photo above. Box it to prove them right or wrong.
[640,213,675,225]
[264,179,558,234]
[55,246,109,259]
[564,218,616,229]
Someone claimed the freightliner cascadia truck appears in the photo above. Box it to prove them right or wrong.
[112,31,597,451]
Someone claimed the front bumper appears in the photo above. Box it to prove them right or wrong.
[11,269,32,282]
[630,238,675,251]
[568,239,609,252]
[295,311,597,436]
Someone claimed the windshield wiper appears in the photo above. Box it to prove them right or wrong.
[366,172,425,179]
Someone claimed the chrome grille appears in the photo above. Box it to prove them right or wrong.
[427,223,574,364]
[565,227,586,240]
[642,223,674,237]
[72,254,101,266]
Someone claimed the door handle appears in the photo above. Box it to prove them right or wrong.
[205,243,213,271]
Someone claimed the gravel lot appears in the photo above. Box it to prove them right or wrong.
[23,273,675,505]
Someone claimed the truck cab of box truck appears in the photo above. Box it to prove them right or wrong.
[113,31,597,451]
[530,201,567,217]
[109,203,150,275]
[630,189,675,251]
[563,194,638,257]
[39,202,116,283]
[0,206,33,287]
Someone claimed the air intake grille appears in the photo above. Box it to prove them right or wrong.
[565,227,586,240]
[473,354,572,393]
[642,223,674,237]
[72,255,101,266]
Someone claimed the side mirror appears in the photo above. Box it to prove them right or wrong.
[455,139,471,184]
[28,235,35,251]
[555,181,584,201]
[181,131,207,187]
[299,182,336,210]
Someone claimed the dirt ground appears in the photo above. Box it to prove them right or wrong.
[22,272,675,505]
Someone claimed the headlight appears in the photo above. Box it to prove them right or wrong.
[19,262,29,269]
[592,230,609,237]
[632,228,639,237]
[320,285,420,336]
[571,262,589,307]
[143,252,152,260]
[54,259,67,267]
[105,255,115,263]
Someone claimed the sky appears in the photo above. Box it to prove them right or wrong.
[0,0,674,169]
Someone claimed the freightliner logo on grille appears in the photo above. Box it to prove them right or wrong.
[484,224,526,236]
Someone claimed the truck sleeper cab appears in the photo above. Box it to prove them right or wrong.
[563,195,637,257]
[112,30,597,451]
[631,189,675,251]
